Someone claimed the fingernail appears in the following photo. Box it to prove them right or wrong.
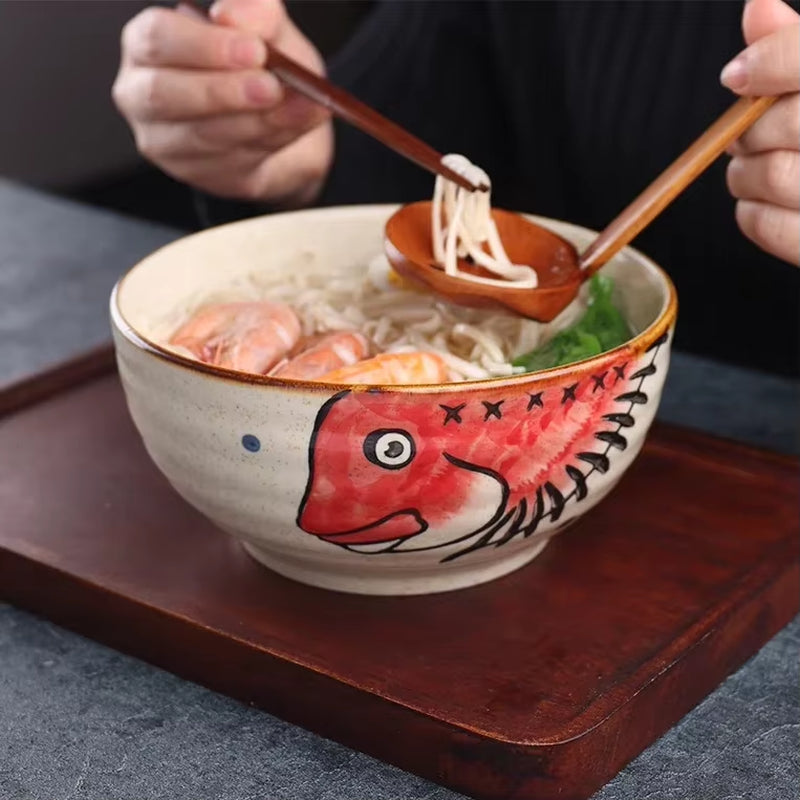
[721,56,748,91]
[231,36,266,67]
[244,73,281,105]
[177,2,204,19]
[209,2,234,25]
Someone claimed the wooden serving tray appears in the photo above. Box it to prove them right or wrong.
[1,350,797,800]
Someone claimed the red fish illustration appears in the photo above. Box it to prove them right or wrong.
[296,334,666,561]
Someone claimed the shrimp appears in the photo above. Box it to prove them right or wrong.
[316,351,449,385]
[169,301,301,374]
[273,331,369,381]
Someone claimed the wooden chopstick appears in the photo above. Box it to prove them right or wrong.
[181,0,487,192]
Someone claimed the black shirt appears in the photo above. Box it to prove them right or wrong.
[212,1,800,376]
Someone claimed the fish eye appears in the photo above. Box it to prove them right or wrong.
[363,429,416,470]
[241,434,261,453]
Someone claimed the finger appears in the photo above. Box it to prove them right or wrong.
[727,151,800,209]
[204,96,327,154]
[135,96,327,159]
[136,114,270,159]
[728,93,800,154]
[720,23,800,95]
[211,0,326,77]
[257,93,330,145]
[736,200,800,264]
[115,66,282,121]
[122,6,266,69]
[743,0,800,45]
[150,122,333,205]
[210,0,287,41]
[175,1,206,21]
[211,0,327,127]
[155,147,270,200]
[247,123,334,204]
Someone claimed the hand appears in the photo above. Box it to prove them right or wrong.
[112,0,333,208]
[722,0,799,265]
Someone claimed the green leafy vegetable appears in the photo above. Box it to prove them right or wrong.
[512,274,633,373]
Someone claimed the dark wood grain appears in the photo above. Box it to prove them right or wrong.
[0,360,797,800]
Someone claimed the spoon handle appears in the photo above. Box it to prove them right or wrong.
[579,95,777,274]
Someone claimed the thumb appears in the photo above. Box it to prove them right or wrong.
[743,0,800,44]
[210,0,289,42]
[721,0,800,95]
[209,0,325,77]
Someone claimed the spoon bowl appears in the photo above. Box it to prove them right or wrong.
[385,201,583,321]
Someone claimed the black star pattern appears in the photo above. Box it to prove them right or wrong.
[591,372,608,392]
[439,403,466,426]
[482,400,504,421]
[562,383,578,403]
[613,363,628,383]
[527,392,544,410]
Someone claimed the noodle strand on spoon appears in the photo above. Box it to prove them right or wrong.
[432,155,539,289]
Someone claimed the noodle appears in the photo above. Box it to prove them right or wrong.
[156,253,588,383]
[432,154,539,289]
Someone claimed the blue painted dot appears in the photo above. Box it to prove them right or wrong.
[241,434,261,453]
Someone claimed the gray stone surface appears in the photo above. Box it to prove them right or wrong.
[658,352,798,456]
[0,178,179,386]
[1,179,798,799]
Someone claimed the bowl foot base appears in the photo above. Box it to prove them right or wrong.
[240,537,551,596]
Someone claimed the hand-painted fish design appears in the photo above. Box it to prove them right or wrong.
[297,334,667,561]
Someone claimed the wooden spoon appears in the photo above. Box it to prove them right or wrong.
[385,95,776,321]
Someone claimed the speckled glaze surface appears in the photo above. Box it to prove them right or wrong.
[110,205,676,595]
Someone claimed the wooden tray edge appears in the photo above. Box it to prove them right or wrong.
[0,344,115,418]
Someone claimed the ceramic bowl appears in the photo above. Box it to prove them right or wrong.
[110,205,677,595]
